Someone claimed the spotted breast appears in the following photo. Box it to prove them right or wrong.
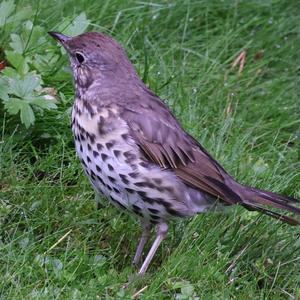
[71,98,209,224]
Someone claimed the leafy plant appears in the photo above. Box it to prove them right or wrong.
[0,0,32,28]
[57,12,90,37]
[0,68,57,128]
[0,1,90,129]
[168,279,199,300]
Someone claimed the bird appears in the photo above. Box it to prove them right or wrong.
[49,31,300,275]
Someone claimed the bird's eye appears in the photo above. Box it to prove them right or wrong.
[75,52,85,64]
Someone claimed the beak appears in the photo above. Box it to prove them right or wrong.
[48,31,71,44]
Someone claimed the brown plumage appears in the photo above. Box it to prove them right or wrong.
[49,31,300,275]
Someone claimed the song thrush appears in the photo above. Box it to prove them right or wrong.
[49,31,300,275]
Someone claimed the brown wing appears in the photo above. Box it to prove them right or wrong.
[120,90,300,225]
[120,94,242,205]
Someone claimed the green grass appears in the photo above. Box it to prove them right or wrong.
[1,0,300,299]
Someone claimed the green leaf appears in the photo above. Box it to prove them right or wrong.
[4,97,35,127]
[32,53,60,73]
[22,74,41,94]
[6,6,32,24]
[20,103,35,128]
[9,33,25,54]
[60,12,90,36]
[0,0,15,27]
[1,66,20,78]
[0,77,10,101]
[8,21,46,55]
[181,284,194,297]
[4,97,26,115]
[5,50,23,67]
[5,50,29,74]
[21,21,47,52]
[10,73,41,98]
[30,98,57,110]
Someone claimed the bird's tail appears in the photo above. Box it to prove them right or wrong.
[239,185,300,225]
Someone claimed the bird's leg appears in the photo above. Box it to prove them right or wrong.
[132,221,152,266]
[138,222,168,275]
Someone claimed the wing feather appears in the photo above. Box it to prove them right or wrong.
[121,101,238,205]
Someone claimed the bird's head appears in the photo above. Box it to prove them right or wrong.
[48,31,138,93]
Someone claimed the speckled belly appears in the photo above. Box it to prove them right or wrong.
[71,100,211,224]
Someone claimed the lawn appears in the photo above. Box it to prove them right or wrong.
[1,0,300,299]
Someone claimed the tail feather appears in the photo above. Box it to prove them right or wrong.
[242,203,300,226]
[240,186,300,226]
[250,187,300,204]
